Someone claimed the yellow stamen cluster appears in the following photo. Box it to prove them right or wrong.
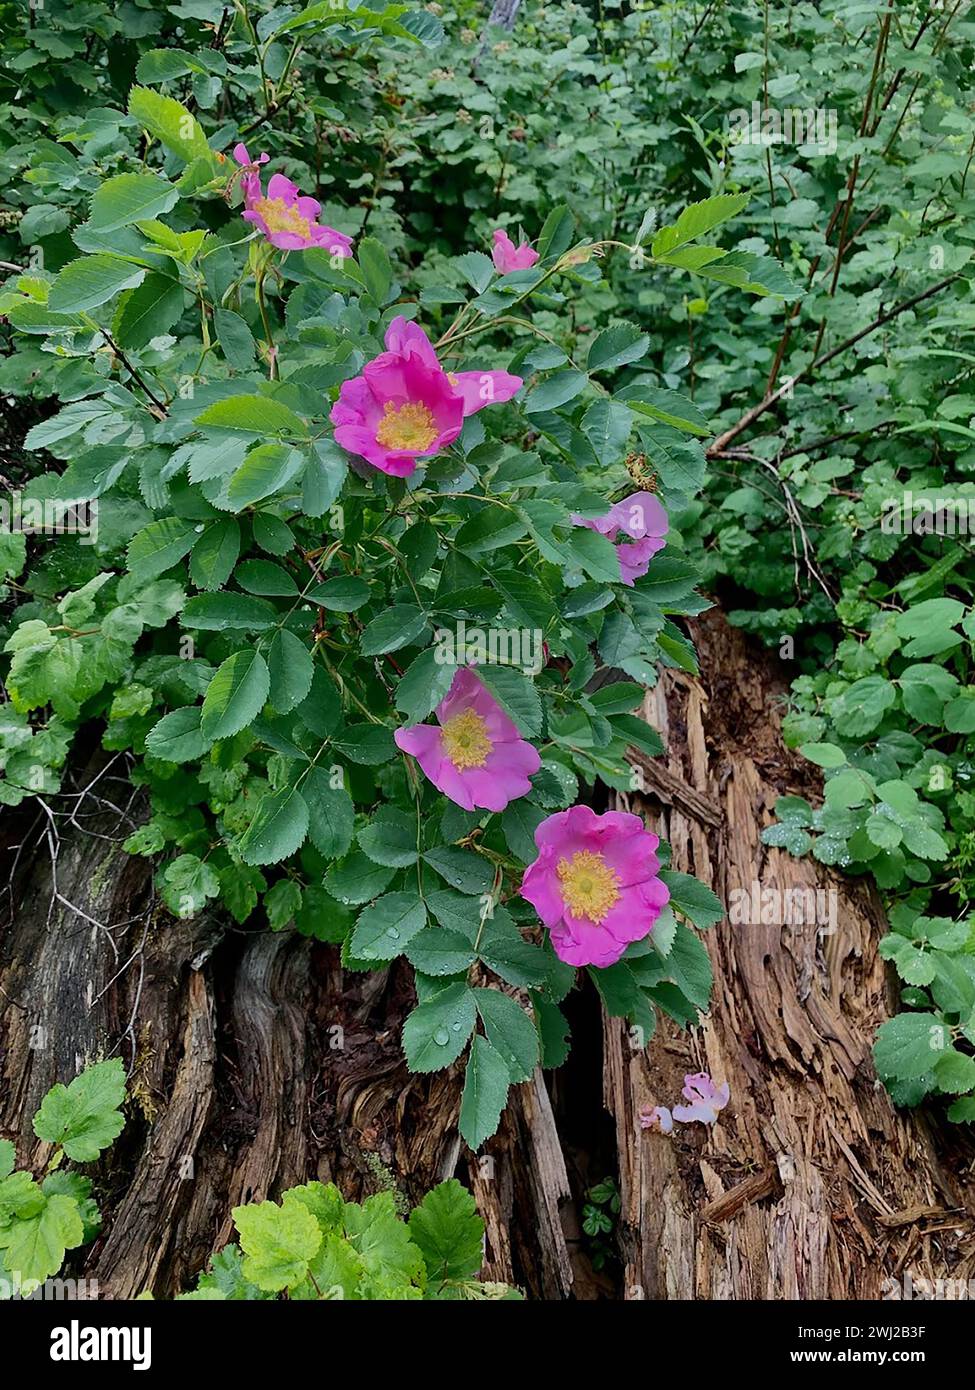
[441,707,492,770]
[253,196,312,239]
[557,850,621,924]
[375,400,438,453]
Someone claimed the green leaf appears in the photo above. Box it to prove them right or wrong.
[302,767,355,859]
[0,1192,85,1285]
[236,560,298,598]
[478,915,549,988]
[934,1049,975,1094]
[360,604,428,656]
[408,1180,484,1284]
[947,1096,975,1124]
[474,664,542,736]
[423,846,494,895]
[267,629,314,714]
[831,676,897,737]
[189,520,240,592]
[160,853,220,916]
[240,787,309,866]
[324,851,395,905]
[48,254,146,314]
[523,369,588,415]
[395,648,457,723]
[657,920,712,1008]
[226,444,304,510]
[459,1034,510,1149]
[357,236,393,303]
[145,706,211,762]
[128,85,212,164]
[127,516,198,582]
[580,398,633,465]
[89,173,178,232]
[330,724,396,764]
[651,193,748,257]
[182,592,278,631]
[214,307,257,370]
[586,323,649,373]
[351,892,428,963]
[113,272,184,349]
[536,204,575,259]
[402,982,476,1073]
[800,742,847,769]
[232,1198,322,1293]
[32,1059,126,1162]
[695,250,800,299]
[201,650,269,740]
[308,576,371,611]
[501,801,545,862]
[535,994,571,1068]
[357,808,418,867]
[405,928,476,976]
[564,527,621,583]
[296,667,342,739]
[874,1012,951,1081]
[473,988,539,1082]
[194,395,308,437]
[659,871,723,928]
[621,384,710,436]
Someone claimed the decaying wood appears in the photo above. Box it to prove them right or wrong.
[0,786,574,1298]
[605,610,975,1299]
[4,608,975,1300]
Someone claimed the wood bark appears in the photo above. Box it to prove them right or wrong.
[2,610,973,1299]
[603,610,975,1299]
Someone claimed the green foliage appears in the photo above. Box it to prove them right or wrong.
[175,1178,517,1301]
[0,1060,126,1292]
[0,0,767,1152]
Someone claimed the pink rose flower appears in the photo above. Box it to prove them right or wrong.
[520,805,670,968]
[672,1072,730,1126]
[232,143,353,256]
[638,1105,673,1134]
[572,491,668,586]
[492,228,540,274]
[330,316,522,477]
[394,666,541,812]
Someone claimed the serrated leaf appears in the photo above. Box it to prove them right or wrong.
[240,787,309,866]
[32,1059,126,1162]
[267,629,313,714]
[408,1180,484,1284]
[232,1198,321,1293]
[48,255,146,315]
[473,988,539,1082]
[89,173,179,232]
[201,650,269,740]
[351,892,427,963]
[402,982,476,1073]
[458,1035,509,1149]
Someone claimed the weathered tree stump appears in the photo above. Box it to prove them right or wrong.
[3,609,973,1299]
[604,611,975,1299]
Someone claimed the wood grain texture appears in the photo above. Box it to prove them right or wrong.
[3,610,974,1299]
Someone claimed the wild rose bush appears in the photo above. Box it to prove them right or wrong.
[0,9,796,1148]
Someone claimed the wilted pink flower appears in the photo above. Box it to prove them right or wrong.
[231,141,268,199]
[572,491,669,587]
[330,316,522,476]
[394,666,540,812]
[492,228,540,274]
[638,1105,673,1134]
[232,143,353,255]
[672,1072,730,1126]
[520,806,669,968]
